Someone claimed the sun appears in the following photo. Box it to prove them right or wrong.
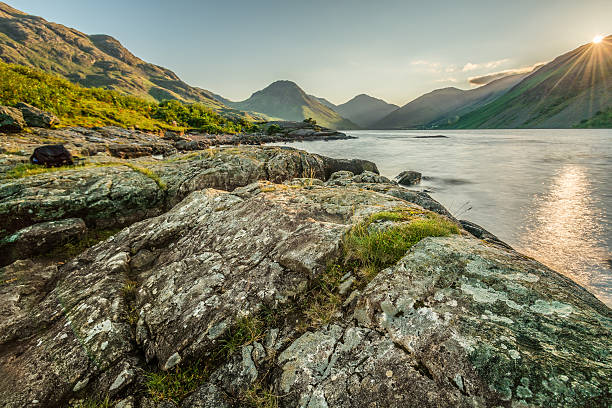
[593,35,604,44]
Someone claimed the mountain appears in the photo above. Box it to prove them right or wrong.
[226,80,359,129]
[0,2,223,108]
[332,94,399,128]
[448,36,612,128]
[374,73,528,129]
[308,95,337,109]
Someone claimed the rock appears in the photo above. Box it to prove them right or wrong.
[0,106,26,133]
[321,156,379,179]
[0,218,87,265]
[413,135,449,139]
[0,147,383,252]
[460,219,513,250]
[15,102,60,128]
[395,170,422,186]
[0,146,610,408]
[276,235,612,407]
[0,180,414,407]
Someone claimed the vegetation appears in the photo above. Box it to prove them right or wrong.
[146,361,210,403]
[576,107,612,128]
[265,124,282,135]
[68,396,113,408]
[302,209,459,328]
[0,62,258,133]
[242,383,280,408]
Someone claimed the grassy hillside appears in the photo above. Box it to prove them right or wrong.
[0,2,227,108]
[575,107,612,128]
[447,36,612,129]
[228,81,359,130]
[0,62,258,133]
[374,74,527,129]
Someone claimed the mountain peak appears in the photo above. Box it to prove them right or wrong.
[0,2,27,18]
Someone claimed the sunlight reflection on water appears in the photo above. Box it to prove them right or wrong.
[516,165,611,303]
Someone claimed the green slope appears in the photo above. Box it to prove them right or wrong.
[374,74,527,129]
[0,62,257,133]
[447,36,612,129]
[0,1,259,125]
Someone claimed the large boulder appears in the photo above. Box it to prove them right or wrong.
[15,102,60,128]
[0,106,26,133]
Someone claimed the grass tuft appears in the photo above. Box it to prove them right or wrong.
[145,362,209,404]
[121,163,167,190]
[218,315,266,358]
[68,397,113,408]
[242,383,280,408]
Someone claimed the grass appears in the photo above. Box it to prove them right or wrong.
[301,209,459,329]
[144,314,266,403]
[68,397,113,408]
[575,107,612,128]
[146,361,210,404]
[344,211,459,275]
[0,61,259,133]
[242,383,280,408]
[217,315,266,358]
[121,162,167,190]
[2,162,94,179]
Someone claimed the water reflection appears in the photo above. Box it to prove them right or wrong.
[517,165,611,304]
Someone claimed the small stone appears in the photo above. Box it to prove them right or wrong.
[386,370,394,378]
[164,352,181,370]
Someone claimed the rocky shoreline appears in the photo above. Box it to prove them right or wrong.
[1,122,611,407]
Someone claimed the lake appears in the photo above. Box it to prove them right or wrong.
[273,129,612,307]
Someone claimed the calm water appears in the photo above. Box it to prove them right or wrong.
[274,129,612,307]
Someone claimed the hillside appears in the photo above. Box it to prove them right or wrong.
[333,94,399,128]
[0,2,225,108]
[448,36,612,128]
[0,61,256,133]
[226,80,359,129]
[374,73,528,129]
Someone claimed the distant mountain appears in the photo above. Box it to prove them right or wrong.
[447,36,612,128]
[374,73,528,129]
[332,94,399,128]
[0,2,223,108]
[308,95,337,109]
[226,81,358,129]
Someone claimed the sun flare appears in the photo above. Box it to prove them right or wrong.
[593,35,604,44]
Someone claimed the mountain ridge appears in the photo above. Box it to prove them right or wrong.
[224,80,359,129]
[373,73,530,129]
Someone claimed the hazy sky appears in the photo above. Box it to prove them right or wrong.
[7,0,612,105]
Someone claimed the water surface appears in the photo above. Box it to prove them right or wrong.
[274,129,612,306]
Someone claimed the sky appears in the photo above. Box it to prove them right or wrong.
[7,0,612,106]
